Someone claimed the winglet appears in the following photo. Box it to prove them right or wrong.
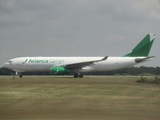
[101,56,108,61]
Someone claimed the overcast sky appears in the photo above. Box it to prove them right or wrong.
[0,0,160,67]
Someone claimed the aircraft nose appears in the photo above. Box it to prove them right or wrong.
[3,62,10,68]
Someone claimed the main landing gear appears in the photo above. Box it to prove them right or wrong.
[74,73,83,78]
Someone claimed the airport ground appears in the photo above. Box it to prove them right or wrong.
[0,76,160,120]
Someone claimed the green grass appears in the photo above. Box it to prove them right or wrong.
[0,76,160,120]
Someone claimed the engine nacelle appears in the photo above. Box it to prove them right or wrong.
[51,67,69,75]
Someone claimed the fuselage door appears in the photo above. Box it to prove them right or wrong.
[15,59,23,69]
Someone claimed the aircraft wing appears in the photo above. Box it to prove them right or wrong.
[56,56,108,69]
[135,56,155,63]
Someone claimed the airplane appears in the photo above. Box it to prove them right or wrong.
[3,33,155,78]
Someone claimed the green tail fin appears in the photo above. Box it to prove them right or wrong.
[124,34,155,57]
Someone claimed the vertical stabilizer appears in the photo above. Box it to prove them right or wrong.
[124,34,155,57]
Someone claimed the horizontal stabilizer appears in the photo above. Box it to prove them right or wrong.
[135,56,155,63]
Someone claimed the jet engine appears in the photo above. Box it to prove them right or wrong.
[51,66,69,75]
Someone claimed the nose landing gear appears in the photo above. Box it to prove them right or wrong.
[19,72,23,78]
[16,72,23,78]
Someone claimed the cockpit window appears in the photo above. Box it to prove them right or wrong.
[9,61,12,65]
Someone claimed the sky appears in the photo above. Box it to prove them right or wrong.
[0,0,160,67]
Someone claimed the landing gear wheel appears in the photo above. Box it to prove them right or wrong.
[79,74,83,78]
[74,73,79,78]
[73,73,83,78]
[19,73,23,78]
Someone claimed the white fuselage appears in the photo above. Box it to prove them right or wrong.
[3,56,143,73]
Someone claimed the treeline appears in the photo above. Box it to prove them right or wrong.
[86,66,160,76]
[0,66,160,76]
[0,67,50,75]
